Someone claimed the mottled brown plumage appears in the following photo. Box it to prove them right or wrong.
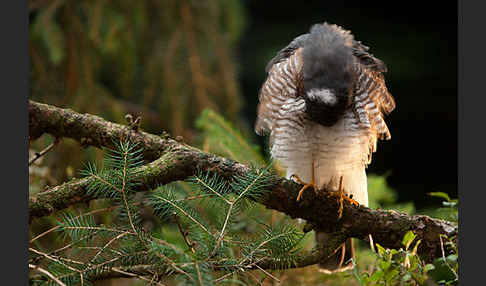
[255,22,395,273]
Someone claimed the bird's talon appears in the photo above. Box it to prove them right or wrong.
[344,194,360,206]
[293,161,317,202]
[296,183,313,201]
[290,174,306,185]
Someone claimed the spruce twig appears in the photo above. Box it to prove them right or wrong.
[29,137,60,166]
[173,212,196,253]
[29,263,67,286]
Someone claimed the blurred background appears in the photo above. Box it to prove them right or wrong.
[28,0,457,284]
[29,0,457,208]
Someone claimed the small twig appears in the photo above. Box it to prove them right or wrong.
[193,176,231,204]
[90,231,131,263]
[49,230,104,256]
[111,267,167,286]
[439,234,458,279]
[29,248,83,274]
[369,234,376,253]
[30,205,119,244]
[173,212,195,253]
[245,270,263,285]
[121,147,137,234]
[29,263,67,286]
[213,271,234,283]
[174,193,215,203]
[194,262,204,286]
[30,225,61,244]
[211,202,233,257]
[153,194,210,235]
[254,264,280,283]
[29,138,60,166]
[125,114,142,132]
[238,233,289,266]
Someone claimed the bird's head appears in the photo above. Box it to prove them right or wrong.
[302,23,355,126]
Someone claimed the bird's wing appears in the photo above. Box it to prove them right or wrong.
[265,34,309,73]
[255,44,305,146]
[352,42,395,143]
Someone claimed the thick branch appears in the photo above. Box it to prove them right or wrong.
[28,100,457,263]
[29,100,170,161]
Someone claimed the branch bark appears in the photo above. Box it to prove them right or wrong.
[28,100,457,263]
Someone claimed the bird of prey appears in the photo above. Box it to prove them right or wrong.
[255,22,395,273]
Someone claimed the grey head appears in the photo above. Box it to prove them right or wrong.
[302,23,356,126]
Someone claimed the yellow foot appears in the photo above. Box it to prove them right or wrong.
[330,176,360,219]
[290,174,316,202]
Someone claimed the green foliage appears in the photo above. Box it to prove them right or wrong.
[57,212,97,241]
[354,231,436,286]
[30,1,247,136]
[426,192,458,222]
[367,174,415,214]
[426,194,458,285]
[429,235,458,286]
[30,141,306,285]
[196,109,266,166]
[352,192,459,286]
[29,1,249,195]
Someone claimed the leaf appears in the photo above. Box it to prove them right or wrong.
[402,230,417,250]
[359,273,370,284]
[423,264,435,272]
[385,269,399,283]
[428,192,450,202]
[379,260,391,271]
[401,272,412,282]
[411,239,422,255]
[446,254,458,262]
[442,201,457,207]
[369,270,384,282]
[376,243,386,257]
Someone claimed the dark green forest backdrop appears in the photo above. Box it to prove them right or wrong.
[29,0,457,210]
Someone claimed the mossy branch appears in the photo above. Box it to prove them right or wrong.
[28,100,457,263]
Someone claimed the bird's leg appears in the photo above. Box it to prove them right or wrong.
[333,176,360,219]
[338,176,344,219]
[292,160,317,201]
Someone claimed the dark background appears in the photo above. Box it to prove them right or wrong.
[238,0,457,208]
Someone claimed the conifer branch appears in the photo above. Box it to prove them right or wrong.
[153,194,210,235]
[121,145,137,234]
[29,100,457,263]
[173,212,196,253]
[29,264,67,286]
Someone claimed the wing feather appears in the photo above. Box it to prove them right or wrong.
[353,59,395,141]
[255,48,304,140]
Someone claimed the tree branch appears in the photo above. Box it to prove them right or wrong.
[28,100,457,263]
[29,100,170,161]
